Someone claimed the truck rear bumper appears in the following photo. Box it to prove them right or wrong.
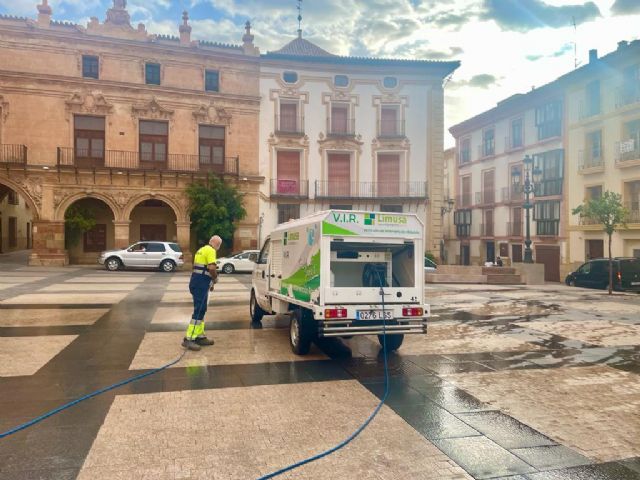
[319,318,427,337]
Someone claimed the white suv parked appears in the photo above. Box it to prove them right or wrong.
[99,241,184,272]
[216,250,259,274]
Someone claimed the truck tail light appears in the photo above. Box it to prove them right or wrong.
[325,308,347,319]
[617,271,622,283]
[402,307,423,317]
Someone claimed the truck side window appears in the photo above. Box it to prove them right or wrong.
[257,240,270,264]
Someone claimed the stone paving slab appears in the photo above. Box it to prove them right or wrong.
[38,284,139,292]
[0,335,77,376]
[519,320,640,347]
[77,380,472,480]
[160,290,249,303]
[129,330,327,370]
[397,324,541,356]
[563,301,640,316]
[0,292,129,305]
[0,276,47,283]
[164,283,248,292]
[444,365,640,462]
[150,305,249,325]
[0,308,108,327]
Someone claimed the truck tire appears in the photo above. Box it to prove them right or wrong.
[378,334,404,352]
[289,308,314,355]
[250,289,266,323]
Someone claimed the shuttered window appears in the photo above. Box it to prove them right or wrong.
[328,154,350,196]
[377,154,400,197]
[276,151,301,195]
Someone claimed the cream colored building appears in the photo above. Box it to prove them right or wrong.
[448,85,566,281]
[0,1,262,264]
[257,32,459,255]
[566,41,640,263]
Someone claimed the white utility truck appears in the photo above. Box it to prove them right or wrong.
[250,210,429,354]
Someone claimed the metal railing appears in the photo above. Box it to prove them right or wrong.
[270,179,309,198]
[327,117,355,136]
[276,115,305,136]
[501,185,524,203]
[57,147,239,175]
[459,150,471,165]
[615,139,640,165]
[377,118,405,138]
[480,223,494,237]
[456,193,473,208]
[579,149,605,170]
[478,143,495,159]
[615,84,640,109]
[475,190,496,205]
[625,202,640,223]
[314,180,427,199]
[578,99,601,121]
[507,221,523,237]
[505,135,523,151]
[0,144,28,164]
[456,224,471,238]
[536,220,559,236]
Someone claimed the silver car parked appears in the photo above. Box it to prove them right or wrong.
[98,241,184,272]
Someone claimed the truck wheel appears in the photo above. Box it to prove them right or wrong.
[290,308,314,355]
[378,334,404,352]
[250,289,265,323]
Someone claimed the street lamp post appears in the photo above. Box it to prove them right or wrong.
[522,155,542,264]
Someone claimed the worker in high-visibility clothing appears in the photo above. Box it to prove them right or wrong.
[182,235,222,351]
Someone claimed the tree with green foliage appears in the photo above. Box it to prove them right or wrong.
[572,191,628,295]
[186,175,247,252]
[64,204,97,248]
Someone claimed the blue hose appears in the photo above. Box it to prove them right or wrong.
[0,350,187,440]
[256,275,391,480]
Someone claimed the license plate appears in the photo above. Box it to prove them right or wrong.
[356,310,393,321]
[632,282,640,286]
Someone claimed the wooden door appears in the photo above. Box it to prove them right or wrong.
[8,216,17,248]
[83,224,106,252]
[586,239,604,260]
[377,154,400,197]
[328,154,351,196]
[535,245,560,282]
[512,244,523,263]
[483,170,495,204]
[484,210,494,236]
[277,151,301,195]
[461,176,471,207]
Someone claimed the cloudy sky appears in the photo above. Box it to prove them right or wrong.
[1,0,639,146]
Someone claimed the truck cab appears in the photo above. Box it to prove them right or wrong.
[250,210,429,354]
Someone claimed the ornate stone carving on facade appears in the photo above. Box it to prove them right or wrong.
[114,191,132,208]
[86,0,148,40]
[20,177,43,209]
[192,105,232,127]
[65,92,114,115]
[268,133,309,149]
[0,95,9,121]
[132,97,174,120]
[317,132,363,155]
[371,136,411,151]
[106,0,131,27]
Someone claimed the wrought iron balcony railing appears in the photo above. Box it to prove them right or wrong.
[270,179,309,198]
[314,181,427,200]
[0,144,27,165]
[275,115,305,136]
[56,148,239,175]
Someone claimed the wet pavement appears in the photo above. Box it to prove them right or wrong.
[0,259,639,479]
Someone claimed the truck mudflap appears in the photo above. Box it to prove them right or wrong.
[319,318,427,337]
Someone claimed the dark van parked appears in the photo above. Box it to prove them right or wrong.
[565,257,640,292]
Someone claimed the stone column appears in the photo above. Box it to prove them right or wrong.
[176,221,192,263]
[29,220,68,266]
[113,221,131,249]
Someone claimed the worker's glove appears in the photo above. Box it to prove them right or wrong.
[209,284,214,292]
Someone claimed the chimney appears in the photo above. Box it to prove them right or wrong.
[618,40,628,50]
[37,0,52,27]
[589,49,598,64]
[179,11,192,45]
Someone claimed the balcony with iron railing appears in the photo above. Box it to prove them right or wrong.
[56,147,239,175]
[480,223,494,237]
[477,143,495,159]
[504,135,524,152]
[536,220,559,236]
[625,202,640,223]
[578,99,601,121]
[501,185,524,203]
[507,221,523,237]
[534,178,563,197]
[314,180,427,200]
[615,84,640,109]
[456,193,473,208]
[270,179,309,199]
[458,149,471,165]
[579,149,605,173]
[377,118,405,138]
[327,117,356,137]
[615,138,640,167]
[0,145,28,165]
[455,224,471,238]
[275,115,305,136]
[475,189,496,206]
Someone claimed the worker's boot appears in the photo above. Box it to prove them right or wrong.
[182,338,201,351]
[195,337,215,347]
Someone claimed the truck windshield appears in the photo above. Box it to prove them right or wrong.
[330,241,415,288]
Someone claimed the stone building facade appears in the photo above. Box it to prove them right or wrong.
[0,1,262,265]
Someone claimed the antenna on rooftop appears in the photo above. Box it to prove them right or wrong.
[572,16,582,69]
[297,0,303,38]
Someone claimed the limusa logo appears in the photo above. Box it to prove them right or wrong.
[364,213,376,226]
[378,214,408,225]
